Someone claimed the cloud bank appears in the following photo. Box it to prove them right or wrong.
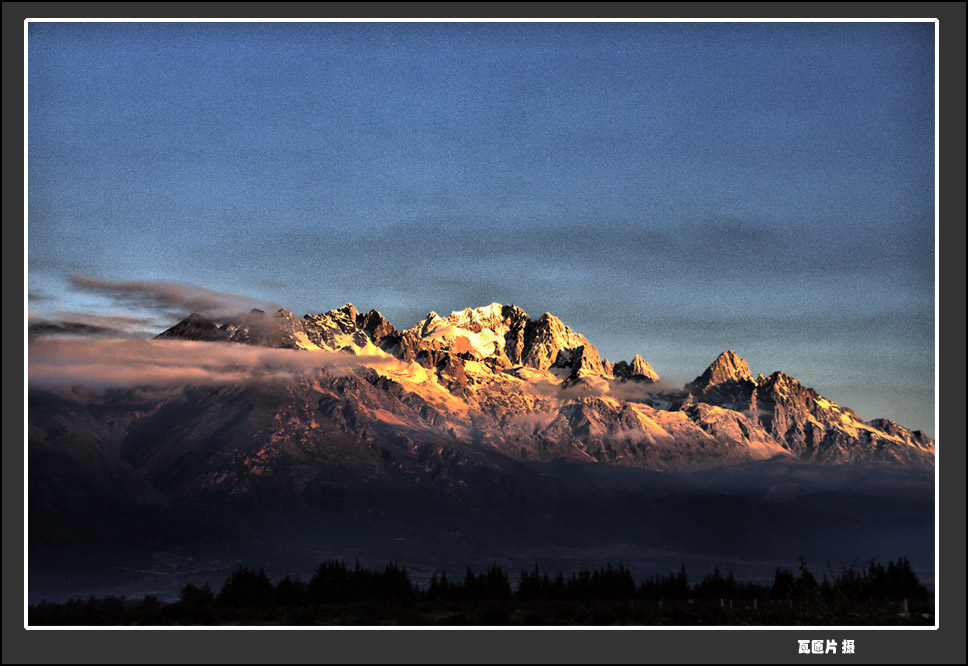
[27,337,402,390]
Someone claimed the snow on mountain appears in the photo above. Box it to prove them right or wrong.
[149,303,934,470]
[613,354,660,383]
[681,352,934,465]
[685,350,755,398]
[411,304,510,360]
[520,312,596,372]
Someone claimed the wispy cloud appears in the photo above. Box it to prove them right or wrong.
[501,411,561,431]
[28,312,160,338]
[68,275,281,322]
[27,316,113,338]
[27,337,403,389]
[519,373,682,405]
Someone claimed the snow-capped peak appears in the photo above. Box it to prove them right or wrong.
[412,304,514,359]
[629,354,660,381]
[689,350,754,391]
[445,302,507,330]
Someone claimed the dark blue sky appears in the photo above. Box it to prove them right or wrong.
[27,22,936,435]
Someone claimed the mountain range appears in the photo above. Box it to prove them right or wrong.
[154,301,934,469]
[27,302,934,600]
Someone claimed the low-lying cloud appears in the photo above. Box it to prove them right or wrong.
[519,373,683,407]
[68,275,281,322]
[27,333,689,420]
[605,378,683,402]
[502,411,561,431]
[27,337,403,390]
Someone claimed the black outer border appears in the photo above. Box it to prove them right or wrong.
[6,3,965,663]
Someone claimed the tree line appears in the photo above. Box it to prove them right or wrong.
[30,555,928,625]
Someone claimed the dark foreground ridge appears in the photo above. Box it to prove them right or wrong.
[29,557,931,626]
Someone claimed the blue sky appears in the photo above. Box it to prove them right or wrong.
[27,22,935,435]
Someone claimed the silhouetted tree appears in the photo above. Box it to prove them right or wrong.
[771,567,796,600]
[794,557,819,599]
[178,581,214,609]
[695,566,727,599]
[274,575,308,606]
[308,560,352,603]
[216,566,274,607]
[887,557,928,601]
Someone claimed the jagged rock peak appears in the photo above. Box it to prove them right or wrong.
[183,312,214,325]
[420,303,530,331]
[763,370,789,385]
[305,302,358,323]
[553,344,607,379]
[335,302,358,320]
[159,312,218,332]
[521,312,595,371]
[501,303,530,320]
[533,313,584,342]
[156,312,228,341]
[867,419,933,449]
[612,354,660,383]
[417,311,443,336]
[758,371,808,398]
[689,350,754,390]
[445,302,508,330]
[299,303,366,341]
[868,418,901,434]
[357,309,398,341]
[629,354,660,381]
[405,304,531,362]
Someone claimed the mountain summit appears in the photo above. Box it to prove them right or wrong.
[688,350,754,390]
[155,312,228,342]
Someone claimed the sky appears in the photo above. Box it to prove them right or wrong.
[26,22,936,436]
